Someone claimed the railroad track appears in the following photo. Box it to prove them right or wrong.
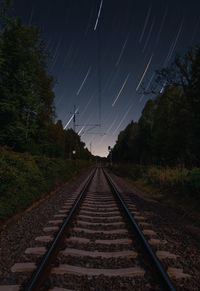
[1,167,178,290]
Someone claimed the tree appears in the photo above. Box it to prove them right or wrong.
[0,3,92,161]
[112,46,200,166]
[112,121,140,163]
[64,129,91,160]
[138,99,155,164]
[151,86,192,165]
[0,19,55,152]
[155,47,200,165]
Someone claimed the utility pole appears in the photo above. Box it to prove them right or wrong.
[108,146,112,166]
[70,105,79,132]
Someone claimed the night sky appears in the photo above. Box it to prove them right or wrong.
[13,0,200,156]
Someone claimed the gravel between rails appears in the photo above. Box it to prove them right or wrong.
[43,168,162,291]
[48,273,159,291]
[0,168,93,285]
[108,170,200,291]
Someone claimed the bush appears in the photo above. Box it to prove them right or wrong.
[112,163,200,198]
[0,147,91,221]
[147,167,187,186]
[111,163,147,179]
[187,168,200,194]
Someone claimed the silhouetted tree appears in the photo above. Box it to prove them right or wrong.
[112,46,200,167]
[0,5,92,161]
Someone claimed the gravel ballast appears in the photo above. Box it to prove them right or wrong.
[109,170,200,291]
[0,168,92,285]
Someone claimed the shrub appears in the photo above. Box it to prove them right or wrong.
[187,168,200,195]
[147,167,187,186]
[112,163,200,198]
[0,147,91,221]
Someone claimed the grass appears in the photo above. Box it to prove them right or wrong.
[0,147,92,222]
[111,164,200,225]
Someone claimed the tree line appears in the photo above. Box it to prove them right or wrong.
[111,46,200,167]
[0,2,91,160]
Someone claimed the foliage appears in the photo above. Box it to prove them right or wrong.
[111,164,200,198]
[0,3,93,222]
[112,122,140,163]
[0,19,55,152]
[111,46,200,167]
[0,147,91,221]
[187,168,200,194]
[0,6,92,160]
[64,129,91,160]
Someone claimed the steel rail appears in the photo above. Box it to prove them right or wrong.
[103,168,176,291]
[25,167,97,291]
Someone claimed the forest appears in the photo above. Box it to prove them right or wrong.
[112,46,200,167]
[0,1,91,160]
[111,46,200,217]
[0,1,92,221]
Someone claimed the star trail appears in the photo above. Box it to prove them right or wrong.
[14,0,200,156]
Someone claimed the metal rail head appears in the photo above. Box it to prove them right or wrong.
[102,168,176,291]
[25,168,97,291]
